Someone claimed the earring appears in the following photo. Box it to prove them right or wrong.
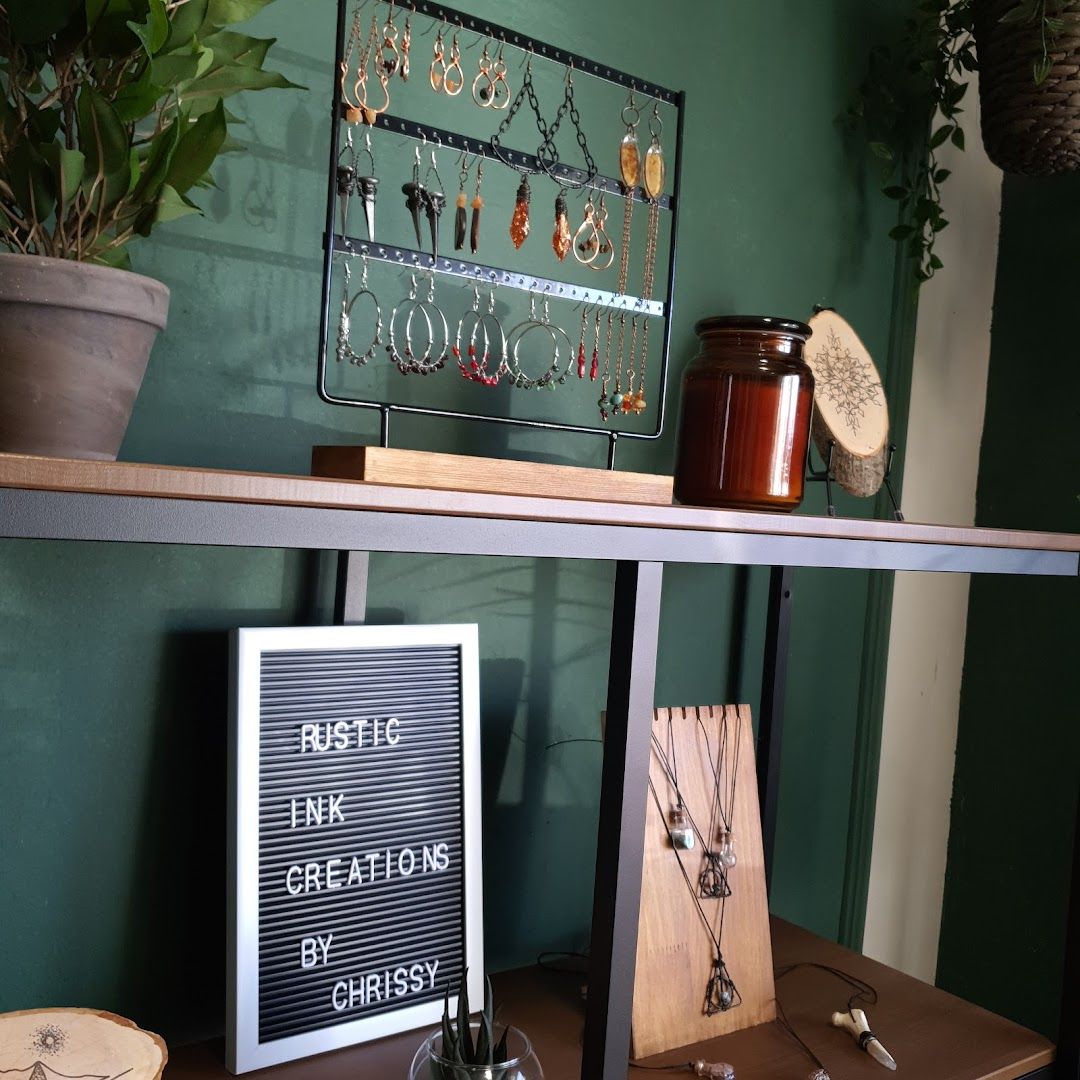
[430,23,447,91]
[399,6,411,81]
[401,146,426,248]
[353,12,390,124]
[590,305,601,381]
[472,41,496,106]
[454,154,470,251]
[505,293,572,390]
[388,272,448,375]
[510,174,531,249]
[576,304,590,379]
[355,129,377,241]
[336,253,383,366]
[489,41,510,110]
[423,149,446,258]
[454,285,506,385]
[336,129,358,237]
[470,161,484,254]
[552,190,571,261]
[443,30,464,95]
[573,193,599,265]
[590,194,615,271]
[378,2,400,78]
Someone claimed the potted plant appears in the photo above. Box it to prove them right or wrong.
[849,0,1078,282]
[408,975,544,1080]
[0,0,299,460]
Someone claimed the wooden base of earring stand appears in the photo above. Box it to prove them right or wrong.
[311,445,675,505]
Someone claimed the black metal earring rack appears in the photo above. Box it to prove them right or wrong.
[317,0,686,468]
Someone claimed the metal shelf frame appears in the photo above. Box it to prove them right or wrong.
[0,475,1077,1080]
[317,0,686,469]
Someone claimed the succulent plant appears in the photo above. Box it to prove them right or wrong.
[432,972,511,1080]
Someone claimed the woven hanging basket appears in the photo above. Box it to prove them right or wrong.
[977,0,1080,175]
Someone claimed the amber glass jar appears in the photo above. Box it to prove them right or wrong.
[673,316,815,512]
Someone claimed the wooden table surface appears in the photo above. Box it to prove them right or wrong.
[166,918,1053,1080]
[0,451,1077,553]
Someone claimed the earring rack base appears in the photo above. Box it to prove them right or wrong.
[311,444,674,505]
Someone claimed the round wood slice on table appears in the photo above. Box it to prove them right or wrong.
[0,1009,166,1080]
[805,308,889,498]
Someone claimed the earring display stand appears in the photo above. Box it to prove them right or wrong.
[317,0,686,471]
[632,705,774,1059]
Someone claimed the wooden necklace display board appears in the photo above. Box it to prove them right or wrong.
[632,705,774,1059]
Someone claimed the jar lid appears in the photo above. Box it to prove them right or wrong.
[695,315,813,339]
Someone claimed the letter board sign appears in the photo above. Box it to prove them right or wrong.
[227,625,483,1072]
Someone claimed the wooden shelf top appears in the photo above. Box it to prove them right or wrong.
[0,452,1077,558]
[165,918,1053,1080]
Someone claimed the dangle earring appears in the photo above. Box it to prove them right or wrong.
[423,148,446,258]
[552,189,571,261]
[472,40,496,106]
[340,6,368,124]
[625,101,666,417]
[454,284,506,385]
[354,11,390,123]
[443,29,464,95]
[402,144,426,248]
[470,161,484,254]
[336,128,358,237]
[378,0,400,78]
[355,129,377,241]
[490,41,510,109]
[576,304,590,379]
[399,5,412,81]
[510,174,531,249]
[336,252,383,366]
[573,193,600,265]
[454,154,470,252]
[591,194,615,271]
[429,22,447,91]
[590,305,601,381]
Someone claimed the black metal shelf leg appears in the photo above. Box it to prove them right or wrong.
[757,565,794,894]
[333,551,370,625]
[582,560,664,1080]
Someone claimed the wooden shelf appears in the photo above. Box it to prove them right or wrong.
[0,453,1077,576]
[165,918,1053,1080]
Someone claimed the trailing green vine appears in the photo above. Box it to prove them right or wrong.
[849,0,1069,283]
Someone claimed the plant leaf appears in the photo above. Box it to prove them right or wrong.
[493,1025,510,1064]
[7,142,57,222]
[205,0,276,27]
[77,83,132,213]
[132,117,182,201]
[163,0,210,49]
[1034,55,1053,85]
[882,185,908,199]
[113,66,167,123]
[889,223,915,240]
[869,141,894,161]
[39,144,86,212]
[165,100,227,194]
[929,124,951,148]
[950,125,966,150]
[127,0,169,56]
[9,0,82,43]
[457,973,474,1063]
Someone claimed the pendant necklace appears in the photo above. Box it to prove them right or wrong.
[647,773,742,1016]
[696,708,733,900]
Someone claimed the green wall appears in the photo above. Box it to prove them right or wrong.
[936,170,1080,1039]
[0,0,915,1044]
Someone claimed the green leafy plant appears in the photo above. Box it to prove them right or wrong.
[849,0,1069,282]
[433,974,511,1080]
[0,0,301,267]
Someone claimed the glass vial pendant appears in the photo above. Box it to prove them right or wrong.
[552,194,571,260]
[669,805,694,850]
[510,176,531,249]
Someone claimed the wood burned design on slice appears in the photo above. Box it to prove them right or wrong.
[0,1010,166,1080]
[809,324,883,438]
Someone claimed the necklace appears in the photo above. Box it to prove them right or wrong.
[696,709,732,900]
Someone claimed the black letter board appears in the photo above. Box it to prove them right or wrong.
[227,625,483,1072]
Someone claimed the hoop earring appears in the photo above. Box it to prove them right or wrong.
[336,254,383,366]
[505,293,573,389]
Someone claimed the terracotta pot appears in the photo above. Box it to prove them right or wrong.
[0,254,170,460]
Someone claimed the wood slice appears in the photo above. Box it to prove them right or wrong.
[631,705,774,1059]
[0,1009,166,1080]
[805,309,889,498]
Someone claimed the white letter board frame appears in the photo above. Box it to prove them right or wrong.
[227,624,484,1073]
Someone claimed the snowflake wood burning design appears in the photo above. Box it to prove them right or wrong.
[809,326,882,437]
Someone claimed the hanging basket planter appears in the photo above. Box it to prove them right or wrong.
[976,0,1080,175]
